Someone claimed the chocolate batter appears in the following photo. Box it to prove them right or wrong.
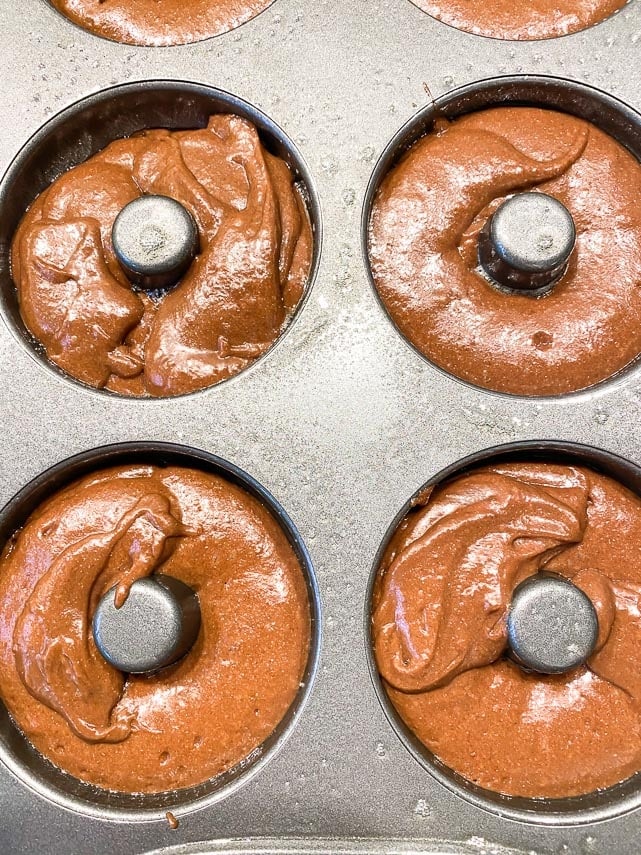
[372,462,641,798]
[0,464,311,793]
[413,0,627,40]
[11,115,312,397]
[50,0,275,46]
[369,106,641,396]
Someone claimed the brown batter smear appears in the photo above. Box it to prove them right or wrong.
[0,465,311,793]
[413,0,627,40]
[372,462,641,798]
[50,0,275,46]
[369,106,641,396]
[11,115,312,397]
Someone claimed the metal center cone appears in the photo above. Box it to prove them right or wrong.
[507,573,598,674]
[111,195,199,291]
[92,574,201,674]
[478,192,576,293]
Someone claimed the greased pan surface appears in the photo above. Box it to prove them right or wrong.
[2,1,641,853]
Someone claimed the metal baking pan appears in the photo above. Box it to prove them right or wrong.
[2,0,641,853]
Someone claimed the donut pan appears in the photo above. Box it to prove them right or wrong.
[2,0,641,853]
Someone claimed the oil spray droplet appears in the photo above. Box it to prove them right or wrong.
[414,798,431,818]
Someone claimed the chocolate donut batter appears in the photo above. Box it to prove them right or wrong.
[0,464,311,793]
[413,0,627,40]
[372,462,641,798]
[369,106,641,396]
[50,0,275,46]
[11,115,312,397]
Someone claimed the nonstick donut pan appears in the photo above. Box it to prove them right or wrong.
[2,0,641,853]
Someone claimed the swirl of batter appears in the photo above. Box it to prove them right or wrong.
[11,115,312,397]
[0,464,311,793]
[50,0,277,47]
[369,106,641,396]
[412,0,627,40]
[372,462,641,798]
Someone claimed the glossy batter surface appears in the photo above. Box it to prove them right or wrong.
[0,465,311,793]
[51,0,275,46]
[11,115,312,397]
[372,463,641,798]
[369,107,641,396]
[413,0,626,40]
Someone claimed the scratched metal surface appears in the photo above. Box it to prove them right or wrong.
[1,0,641,853]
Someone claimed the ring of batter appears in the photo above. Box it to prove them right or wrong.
[410,0,627,41]
[0,461,312,794]
[11,114,312,397]
[372,458,641,798]
[49,0,277,47]
[369,105,641,396]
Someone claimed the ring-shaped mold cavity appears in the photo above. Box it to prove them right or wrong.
[0,441,321,821]
[365,440,641,825]
[43,0,279,47]
[363,75,641,399]
[406,0,630,42]
[0,80,321,399]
